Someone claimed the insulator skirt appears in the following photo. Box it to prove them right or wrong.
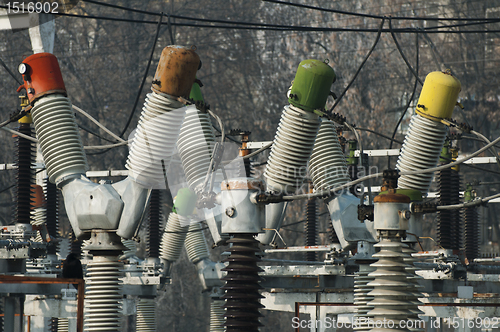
[31,94,88,184]
[147,190,162,258]
[305,198,318,261]
[221,234,264,332]
[136,298,156,332]
[159,212,189,262]
[126,92,186,189]
[185,222,210,264]
[308,119,350,191]
[265,105,320,193]
[84,255,123,332]
[210,299,226,332]
[177,108,221,190]
[396,114,447,192]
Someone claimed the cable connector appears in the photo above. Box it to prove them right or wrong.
[441,118,473,133]
[251,191,284,205]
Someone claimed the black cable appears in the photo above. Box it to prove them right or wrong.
[0,57,22,85]
[119,12,163,138]
[262,0,500,22]
[355,128,403,145]
[328,18,385,114]
[77,124,116,143]
[212,125,242,144]
[388,32,420,168]
[389,19,424,86]
[164,226,209,234]
[280,212,329,228]
[0,168,46,195]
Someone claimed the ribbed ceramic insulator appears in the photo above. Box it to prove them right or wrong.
[304,197,317,261]
[210,299,226,332]
[14,122,35,224]
[136,298,156,332]
[185,222,210,264]
[147,190,162,258]
[31,207,46,242]
[367,238,423,332]
[84,255,123,332]
[437,168,462,250]
[45,177,59,255]
[265,105,320,193]
[126,92,186,189]
[31,94,88,184]
[308,119,350,191]
[159,212,189,262]
[221,234,264,332]
[177,107,222,190]
[464,206,480,261]
[396,114,447,193]
[49,317,58,332]
[122,239,137,257]
[353,264,375,332]
[57,318,69,332]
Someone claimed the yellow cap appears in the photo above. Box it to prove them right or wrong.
[18,113,32,124]
[415,71,461,121]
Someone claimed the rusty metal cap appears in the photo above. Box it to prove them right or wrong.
[31,184,45,209]
[221,178,265,191]
[373,189,411,203]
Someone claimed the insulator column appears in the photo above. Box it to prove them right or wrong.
[221,234,264,332]
[45,178,59,255]
[185,222,210,264]
[14,121,35,224]
[210,298,226,332]
[147,190,162,259]
[49,317,58,332]
[353,263,375,332]
[83,231,125,332]
[396,71,461,193]
[136,298,156,332]
[464,184,480,261]
[57,318,69,332]
[304,196,318,261]
[159,212,189,276]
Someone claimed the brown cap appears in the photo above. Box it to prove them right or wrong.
[31,184,45,208]
[373,189,411,203]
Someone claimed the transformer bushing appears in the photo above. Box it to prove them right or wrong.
[220,179,265,331]
[366,192,423,332]
[396,71,461,193]
[259,60,336,245]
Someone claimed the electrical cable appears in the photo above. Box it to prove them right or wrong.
[436,192,500,210]
[355,128,403,144]
[261,0,500,22]
[388,32,420,169]
[328,18,385,113]
[242,142,273,160]
[0,168,46,195]
[388,19,423,86]
[281,133,500,201]
[78,124,116,143]
[470,130,500,171]
[280,211,329,228]
[0,56,23,85]
[72,105,126,142]
[83,141,129,150]
[119,12,163,138]
[0,127,38,143]
[212,125,242,144]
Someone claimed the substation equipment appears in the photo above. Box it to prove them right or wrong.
[0,46,499,332]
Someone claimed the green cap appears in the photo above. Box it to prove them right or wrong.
[172,188,197,216]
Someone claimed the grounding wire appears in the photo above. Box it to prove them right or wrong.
[388,32,420,169]
[72,105,125,142]
[356,127,403,144]
[78,124,116,143]
[281,132,500,201]
[328,18,385,113]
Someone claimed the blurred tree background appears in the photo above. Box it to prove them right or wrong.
[1,0,500,331]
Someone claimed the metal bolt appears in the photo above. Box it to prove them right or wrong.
[226,207,235,217]
[399,210,411,220]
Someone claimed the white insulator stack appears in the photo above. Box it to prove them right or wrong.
[84,255,123,332]
[308,119,351,191]
[367,239,423,332]
[159,212,190,263]
[185,222,210,264]
[353,264,375,331]
[30,94,88,184]
[121,239,137,258]
[264,105,320,193]
[126,92,186,189]
[31,207,46,242]
[136,298,156,332]
[57,318,69,332]
[177,107,222,191]
[210,299,226,332]
[396,114,447,192]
